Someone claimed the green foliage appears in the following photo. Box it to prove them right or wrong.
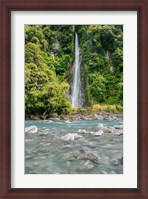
[25,42,46,67]
[54,54,71,76]
[92,104,123,113]
[25,25,72,116]
[88,72,107,103]
[25,62,72,115]
[79,25,123,106]
[112,48,123,73]
[25,24,123,117]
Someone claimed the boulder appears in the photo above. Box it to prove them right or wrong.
[83,160,95,170]
[93,114,104,120]
[49,117,60,120]
[95,123,103,131]
[100,170,108,174]
[25,125,38,134]
[49,113,58,118]
[109,127,116,133]
[61,133,82,142]
[65,120,71,124]
[110,157,123,165]
[93,130,104,136]
[94,114,98,120]
[30,115,40,120]
[79,146,90,153]
[78,108,87,115]
[109,170,116,174]
[95,125,111,134]
[102,127,112,134]
[91,114,99,120]
[114,125,123,129]
[78,129,87,134]
[112,129,123,135]
[97,115,104,120]
[66,154,77,161]
[77,152,100,164]
[80,115,87,120]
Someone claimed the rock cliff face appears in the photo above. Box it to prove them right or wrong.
[80,59,89,106]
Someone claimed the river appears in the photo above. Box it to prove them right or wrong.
[25,119,123,174]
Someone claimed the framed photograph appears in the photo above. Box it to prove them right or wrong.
[0,0,147,198]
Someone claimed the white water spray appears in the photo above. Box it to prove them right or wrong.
[72,33,82,107]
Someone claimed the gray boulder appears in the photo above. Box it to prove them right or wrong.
[80,115,87,120]
[83,160,95,170]
[94,114,104,120]
[66,153,78,161]
[77,152,100,165]
[96,125,111,134]
[98,115,104,120]
[78,129,87,134]
[100,170,108,174]
[25,125,38,134]
[61,133,82,141]
[114,125,123,129]
[49,113,58,118]
[112,129,123,135]
[110,157,123,165]
[93,130,104,136]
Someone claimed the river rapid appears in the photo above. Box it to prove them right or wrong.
[25,119,123,174]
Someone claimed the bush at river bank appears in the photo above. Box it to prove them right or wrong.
[26,104,123,120]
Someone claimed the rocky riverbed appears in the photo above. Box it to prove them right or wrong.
[27,112,123,121]
[25,118,123,174]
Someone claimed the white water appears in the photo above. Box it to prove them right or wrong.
[72,33,82,107]
[25,120,123,174]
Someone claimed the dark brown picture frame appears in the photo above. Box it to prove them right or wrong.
[0,0,148,198]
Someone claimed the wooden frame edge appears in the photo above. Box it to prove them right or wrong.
[0,0,147,198]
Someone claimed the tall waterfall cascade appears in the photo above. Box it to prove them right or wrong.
[72,33,82,108]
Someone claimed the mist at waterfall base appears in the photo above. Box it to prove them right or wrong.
[72,33,82,108]
[25,119,123,174]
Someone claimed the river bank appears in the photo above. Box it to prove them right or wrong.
[26,110,123,121]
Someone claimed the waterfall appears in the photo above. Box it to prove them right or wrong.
[72,33,82,108]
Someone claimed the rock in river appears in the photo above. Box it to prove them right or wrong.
[110,157,123,165]
[77,152,100,165]
[93,130,104,136]
[61,133,82,141]
[83,160,95,170]
[78,129,87,134]
[96,125,111,134]
[114,125,123,129]
[25,125,38,134]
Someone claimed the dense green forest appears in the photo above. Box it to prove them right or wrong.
[25,25,123,117]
